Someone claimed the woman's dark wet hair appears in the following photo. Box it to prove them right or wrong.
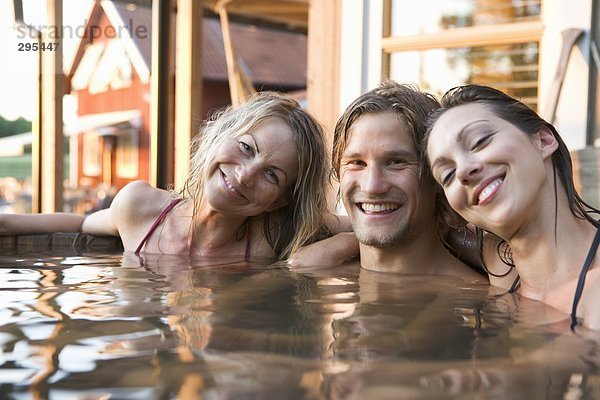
[422,84,600,272]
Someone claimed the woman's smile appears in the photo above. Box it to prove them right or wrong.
[474,176,504,206]
[220,169,246,199]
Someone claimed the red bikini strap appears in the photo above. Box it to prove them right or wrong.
[134,198,182,255]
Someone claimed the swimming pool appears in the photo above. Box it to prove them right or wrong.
[1,244,600,398]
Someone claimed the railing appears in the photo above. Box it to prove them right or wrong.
[0,233,123,254]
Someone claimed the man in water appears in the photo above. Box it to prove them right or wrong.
[292,81,483,279]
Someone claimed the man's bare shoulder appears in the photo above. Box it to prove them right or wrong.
[445,257,489,283]
[290,258,360,281]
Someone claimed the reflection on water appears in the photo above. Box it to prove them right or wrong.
[1,253,600,399]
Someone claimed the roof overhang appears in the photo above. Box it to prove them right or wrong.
[108,0,309,30]
[0,132,33,157]
[202,0,308,31]
[65,110,142,136]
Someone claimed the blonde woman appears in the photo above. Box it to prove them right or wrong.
[1,92,348,261]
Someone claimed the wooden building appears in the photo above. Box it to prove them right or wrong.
[16,0,599,211]
[65,0,307,191]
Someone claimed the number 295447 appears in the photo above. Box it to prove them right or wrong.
[17,42,60,51]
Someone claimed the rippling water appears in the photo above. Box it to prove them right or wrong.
[1,251,600,399]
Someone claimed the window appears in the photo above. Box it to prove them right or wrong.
[82,131,102,176]
[384,0,542,109]
[389,0,541,35]
[391,43,539,107]
[116,128,139,178]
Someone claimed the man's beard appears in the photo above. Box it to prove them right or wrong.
[353,221,414,248]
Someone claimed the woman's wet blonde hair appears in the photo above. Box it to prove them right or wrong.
[179,92,330,259]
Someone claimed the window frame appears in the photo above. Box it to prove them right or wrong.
[381,3,544,105]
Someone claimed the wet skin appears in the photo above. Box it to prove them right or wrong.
[205,117,299,217]
[426,103,553,240]
[340,111,437,247]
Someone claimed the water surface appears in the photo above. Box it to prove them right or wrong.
[1,252,600,399]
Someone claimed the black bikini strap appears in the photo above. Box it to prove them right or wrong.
[571,228,600,330]
[508,275,521,293]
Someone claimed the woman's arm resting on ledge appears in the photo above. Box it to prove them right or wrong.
[81,209,119,237]
[287,231,359,270]
[0,213,85,235]
[324,214,352,234]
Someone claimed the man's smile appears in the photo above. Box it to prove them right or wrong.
[358,202,401,214]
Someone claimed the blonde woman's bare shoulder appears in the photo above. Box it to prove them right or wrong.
[112,181,174,219]
[82,181,180,248]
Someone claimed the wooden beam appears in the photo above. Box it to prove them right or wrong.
[217,3,255,106]
[31,33,42,213]
[174,0,203,189]
[219,4,242,105]
[307,0,341,210]
[40,0,64,212]
[307,0,341,138]
[381,0,391,79]
[150,0,176,189]
[220,2,307,14]
[544,28,584,124]
[205,0,308,13]
[227,14,307,29]
[381,20,544,52]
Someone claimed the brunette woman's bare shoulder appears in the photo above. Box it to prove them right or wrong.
[579,266,600,330]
